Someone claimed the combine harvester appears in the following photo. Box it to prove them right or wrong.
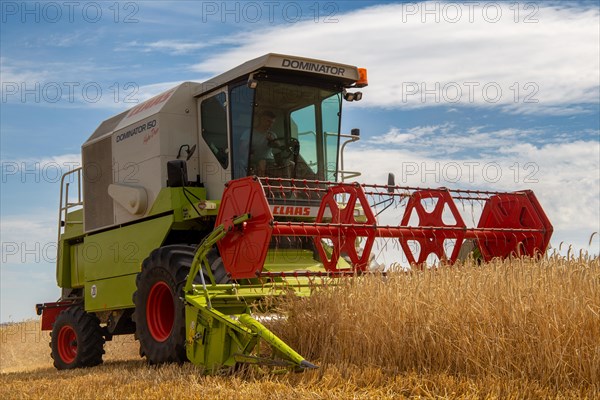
[36,54,553,371]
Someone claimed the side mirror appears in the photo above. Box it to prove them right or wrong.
[387,172,396,194]
[186,144,197,161]
[177,144,196,161]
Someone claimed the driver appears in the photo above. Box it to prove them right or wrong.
[253,110,277,175]
[240,110,278,176]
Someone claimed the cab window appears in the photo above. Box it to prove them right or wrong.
[201,92,229,168]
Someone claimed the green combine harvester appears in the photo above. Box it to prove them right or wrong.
[36,54,553,372]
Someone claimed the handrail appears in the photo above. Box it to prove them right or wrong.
[57,167,83,243]
[328,131,361,182]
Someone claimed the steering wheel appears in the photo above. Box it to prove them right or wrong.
[269,137,300,162]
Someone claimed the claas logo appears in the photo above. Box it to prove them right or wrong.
[272,206,310,216]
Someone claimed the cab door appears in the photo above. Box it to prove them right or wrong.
[197,88,231,199]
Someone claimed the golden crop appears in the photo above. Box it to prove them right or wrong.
[2,254,599,399]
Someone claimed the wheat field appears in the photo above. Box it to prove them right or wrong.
[1,254,599,399]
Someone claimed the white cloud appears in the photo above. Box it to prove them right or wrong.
[372,125,448,144]
[0,58,123,87]
[1,153,81,168]
[190,2,599,114]
[0,57,51,87]
[118,40,210,55]
[4,3,596,114]
[0,58,131,108]
[44,31,99,48]
[368,125,552,157]
[0,57,195,111]
[0,213,58,266]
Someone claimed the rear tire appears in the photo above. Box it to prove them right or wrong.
[50,306,104,370]
[133,245,228,364]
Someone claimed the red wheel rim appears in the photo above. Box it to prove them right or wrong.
[57,325,77,364]
[146,281,174,342]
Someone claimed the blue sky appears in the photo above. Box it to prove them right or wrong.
[1,1,599,322]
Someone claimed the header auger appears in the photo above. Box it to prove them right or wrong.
[36,53,552,373]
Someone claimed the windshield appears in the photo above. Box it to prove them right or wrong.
[231,81,342,181]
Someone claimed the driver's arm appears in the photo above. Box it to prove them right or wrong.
[257,159,267,176]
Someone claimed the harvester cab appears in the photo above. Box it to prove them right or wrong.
[36,53,552,373]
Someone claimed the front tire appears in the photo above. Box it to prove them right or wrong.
[133,245,228,364]
[50,306,104,370]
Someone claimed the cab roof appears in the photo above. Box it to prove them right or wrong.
[192,53,361,97]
